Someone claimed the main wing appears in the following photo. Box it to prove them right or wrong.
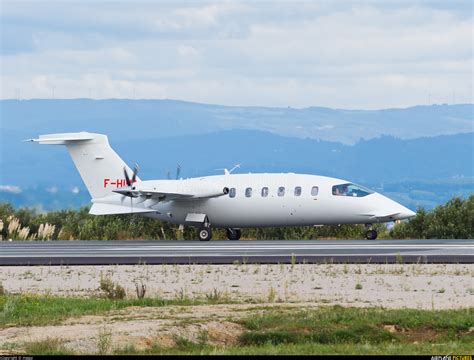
[113,187,229,201]
[89,184,230,215]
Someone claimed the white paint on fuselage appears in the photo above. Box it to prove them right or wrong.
[118,173,414,228]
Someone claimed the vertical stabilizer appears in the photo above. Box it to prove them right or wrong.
[29,132,138,199]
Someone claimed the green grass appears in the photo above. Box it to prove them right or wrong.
[3,296,472,355]
[239,306,473,334]
[111,306,473,355]
[0,294,232,327]
[23,338,71,355]
[113,341,473,355]
[239,324,394,346]
[18,338,474,356]
[231,306,473,354]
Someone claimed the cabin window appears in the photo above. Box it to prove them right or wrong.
[261,187,269,197]
[311,186,319,196]
[229,188,236,198]
[278,186,285,197]
[294,186,302,196]
[332,183,373,197]
[245,187,253,197]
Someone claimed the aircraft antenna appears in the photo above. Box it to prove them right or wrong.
[229,163,241,174]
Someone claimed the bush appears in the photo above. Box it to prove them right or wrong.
[390,195,474,239]
[99,276,126,300]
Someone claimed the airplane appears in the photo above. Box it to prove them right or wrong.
[28,132,416,241]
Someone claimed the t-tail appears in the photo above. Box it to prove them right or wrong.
[26,132,146,215]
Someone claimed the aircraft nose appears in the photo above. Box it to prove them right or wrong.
[372,193,416,221]
[396,207,416,220]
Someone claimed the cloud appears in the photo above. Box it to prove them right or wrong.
[1,1,472,108]
[46,186,58,194]
[0,185,22,194]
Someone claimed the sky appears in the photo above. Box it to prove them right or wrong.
[0,0,473,109]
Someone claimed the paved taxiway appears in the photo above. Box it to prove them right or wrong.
[0,239,472,265]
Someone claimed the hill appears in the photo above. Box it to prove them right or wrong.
[1,99,472,144]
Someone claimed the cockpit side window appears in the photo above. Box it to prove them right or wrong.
[332,183,373,197]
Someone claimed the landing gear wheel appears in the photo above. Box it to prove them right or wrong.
[198,227,212,241]
[366,229,377,240]
[226,228,241,241]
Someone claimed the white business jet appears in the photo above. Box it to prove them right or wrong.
[28,132,415,241]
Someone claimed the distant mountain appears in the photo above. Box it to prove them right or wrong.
[0,127,472,211]
[114,130,473,184]
[1,99,473,144]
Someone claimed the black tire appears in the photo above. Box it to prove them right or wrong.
[226,228,241,241]
[198,227,212,241]
[366,229,377,240]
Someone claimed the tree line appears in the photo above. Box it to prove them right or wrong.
[0,195,472,240]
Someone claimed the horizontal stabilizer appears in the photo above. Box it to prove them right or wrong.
[89,203,157,215]
[25,132,95,145]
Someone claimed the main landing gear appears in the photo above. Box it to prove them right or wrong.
[226,228,241,241]
[196,225,241,241]
[365,224,377,240]
[198,226,212,241]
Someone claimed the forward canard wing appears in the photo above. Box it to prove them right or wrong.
[360,213,401,223]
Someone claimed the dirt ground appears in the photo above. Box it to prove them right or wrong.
[1,264,473,354]
[1,264,472,309]
[0,302,273,354]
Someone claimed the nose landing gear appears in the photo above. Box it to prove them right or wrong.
[197,216,212,241]
[365,224,377,240]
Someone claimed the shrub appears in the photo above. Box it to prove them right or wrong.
[99,276,126,300]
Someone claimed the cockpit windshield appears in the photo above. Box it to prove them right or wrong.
[332,183,373,197]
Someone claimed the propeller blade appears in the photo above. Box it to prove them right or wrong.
[176,164,181,180]
[113,189,138,198]
[123,167,131,186]
[131,163,139,184]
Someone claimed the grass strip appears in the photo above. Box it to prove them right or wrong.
[0,294,231,327]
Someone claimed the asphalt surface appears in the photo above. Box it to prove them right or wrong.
[0,239,472,265]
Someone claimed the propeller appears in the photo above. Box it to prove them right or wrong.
[175,164,181,180]
[113,164,139,198]
[165,164,181,180]
[123,164,139,218]
[124,163,139,187]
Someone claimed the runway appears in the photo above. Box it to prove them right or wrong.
[0,239,472,265]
